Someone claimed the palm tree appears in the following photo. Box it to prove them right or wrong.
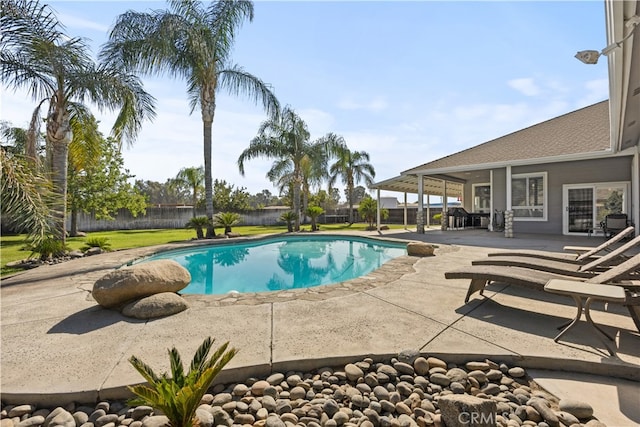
[101,0,279,239]
[328,144,376,224]
[1,0,156,243]
[238,107,340,231]
[175,166,204,217]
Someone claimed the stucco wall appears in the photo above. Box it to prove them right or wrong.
[513,156,632,234]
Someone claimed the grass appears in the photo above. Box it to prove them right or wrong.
[0,222,407,277]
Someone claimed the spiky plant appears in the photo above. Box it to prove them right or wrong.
[81,237,112,252]
[213,212,241,234]
[305,206,324,232]
[186,216,212,239]
[128,337,237,427]
[279,211,297,232]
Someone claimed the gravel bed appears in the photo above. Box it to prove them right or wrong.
[0,352,606,427]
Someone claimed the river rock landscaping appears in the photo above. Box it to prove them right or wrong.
[0,353,606,427]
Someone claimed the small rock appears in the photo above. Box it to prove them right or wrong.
[345,364,364,382]
[9,406,35,418]
[426,357,447,370]
[508,367,526,378]
[266,373,285,385]
[556,411,580,426]
[252,380,271,396]
[17,416,45,427]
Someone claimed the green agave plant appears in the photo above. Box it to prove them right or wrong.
[128,337,237,427]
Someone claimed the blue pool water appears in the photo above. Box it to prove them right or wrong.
[139,235,407,295]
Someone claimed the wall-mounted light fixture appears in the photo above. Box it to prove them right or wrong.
[575,15,640,64]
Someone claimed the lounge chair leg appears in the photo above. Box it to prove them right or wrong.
[465,279,487,303]
[584,297,618,356]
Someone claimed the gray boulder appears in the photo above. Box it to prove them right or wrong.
[92,260,190,308]
[122,292,189,319]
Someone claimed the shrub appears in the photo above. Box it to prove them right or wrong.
[29,237,69,260]
[128,336,237,427]
[279,211,298,232]
[214,212,241,234]
[432,213,442,224]
[186,216,211,239]
[358,196,389,230]
[305,206,324,231]
[81,237,112,252]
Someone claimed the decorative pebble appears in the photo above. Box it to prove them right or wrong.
[0,354,606,427]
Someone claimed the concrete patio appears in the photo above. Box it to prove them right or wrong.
[1,229,639,425]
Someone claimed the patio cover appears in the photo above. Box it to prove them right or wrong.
[370,174,464,198]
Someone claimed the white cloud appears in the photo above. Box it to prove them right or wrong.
[507,78,541,97]
[337,96,388,112]
[577,78,609,107]
[57,13,109,33]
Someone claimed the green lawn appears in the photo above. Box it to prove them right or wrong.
[1,223,406,276]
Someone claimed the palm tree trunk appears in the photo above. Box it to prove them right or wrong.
[202,94,216,238]
[348,180,354,224]
[70,207,78,236]
[293,178,301,231]
[47,106,71,243]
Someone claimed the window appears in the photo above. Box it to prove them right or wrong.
[511,172,547,220]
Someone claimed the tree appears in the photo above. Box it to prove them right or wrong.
[67,136,147,236]
[212,179,250,212]
[101,0,279,239]
[358,195,388,230]
[1,0,155,243]
[238,106,340,231]
[214,211,241,234]
[174,166,204,217]
[328,145,375,224]
[134,179,190,206]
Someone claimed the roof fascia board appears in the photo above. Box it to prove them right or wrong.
[401,148,633,176]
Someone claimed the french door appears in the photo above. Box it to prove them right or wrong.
[563,183,629,235]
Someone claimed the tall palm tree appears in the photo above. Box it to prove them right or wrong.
[328,145,376,224]
[238,107,339,231]
[175,166,205,217]
[1,0,156,243]
[101,0,279,238]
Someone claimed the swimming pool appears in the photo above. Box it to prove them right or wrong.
[139,235,407,295]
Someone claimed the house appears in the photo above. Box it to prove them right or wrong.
[372,0,639,237]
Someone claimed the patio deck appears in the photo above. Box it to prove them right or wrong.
[1,229,638,425]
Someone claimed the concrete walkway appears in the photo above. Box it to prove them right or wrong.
[1,229,639,425]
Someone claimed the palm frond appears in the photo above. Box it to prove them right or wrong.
[128,355,161,384]
[169,347,186,387]
[218,64,279,117]
[0,149,52,244]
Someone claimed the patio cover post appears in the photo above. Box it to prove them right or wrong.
[442,180,448,230]
[417,175,425,233]
[427,194,431,228]
[376,188,381,232]
[403,192,408,228]
[634,148,639,236]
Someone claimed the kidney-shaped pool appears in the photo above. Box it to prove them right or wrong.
[136,235,407,295]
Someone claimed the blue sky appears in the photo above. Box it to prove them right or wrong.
[1,1,610,200]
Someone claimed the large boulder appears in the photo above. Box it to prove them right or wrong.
[122,292,189,319]
[92,260,191,308]
[407,242,435,257]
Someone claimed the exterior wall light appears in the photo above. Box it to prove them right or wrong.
[575,15,640,64]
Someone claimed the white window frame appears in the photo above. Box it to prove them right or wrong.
[511,172,548,221]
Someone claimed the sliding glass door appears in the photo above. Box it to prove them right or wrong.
[563,182,629,235]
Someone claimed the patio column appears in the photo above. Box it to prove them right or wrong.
[505,166,513,237]
[376,188,381,232]
[426,194,431,228]
[403,192,408,228]
[441,180,448,230]
[633,148,639,236]
[489,170,494,231]
[417,174,425,233]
